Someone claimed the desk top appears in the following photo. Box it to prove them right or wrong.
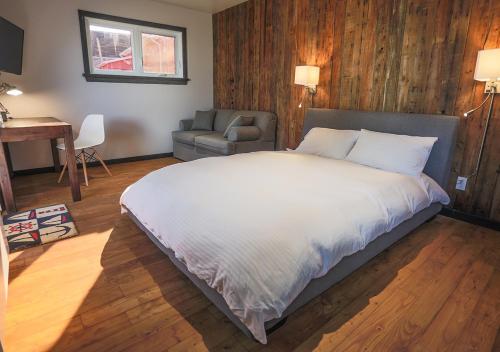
[1,117,70,129]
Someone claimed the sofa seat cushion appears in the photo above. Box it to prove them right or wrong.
[195,133,235,155]
[172,130,213,145]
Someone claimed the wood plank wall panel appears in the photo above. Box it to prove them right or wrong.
[213,0,500,221]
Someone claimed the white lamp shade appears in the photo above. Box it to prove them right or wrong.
[474,48,500,82]
[294,66,320,87]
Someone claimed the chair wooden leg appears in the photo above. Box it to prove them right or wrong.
[57,161,67,184]
[80,150,89,186]
[92,149,112,176]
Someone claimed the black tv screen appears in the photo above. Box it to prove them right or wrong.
[0,17,24,75]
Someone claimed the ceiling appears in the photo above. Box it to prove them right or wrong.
[156,0,247,13]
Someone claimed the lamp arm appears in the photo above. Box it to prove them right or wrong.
[0,82,8,114]
[463,90,493,117]
[466,86,496,177]
[0,83,9,113]
[0,101,8,114]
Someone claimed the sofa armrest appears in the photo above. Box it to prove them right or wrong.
[179,118,194,131]
[227,126,261,142]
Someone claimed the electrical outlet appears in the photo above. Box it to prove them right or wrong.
[456,176,468,191]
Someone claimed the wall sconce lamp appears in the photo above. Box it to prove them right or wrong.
[295,65,319,108]
[0,78,23,121]
[463,48,500,178]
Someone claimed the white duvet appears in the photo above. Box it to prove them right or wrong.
[120,151,449,343]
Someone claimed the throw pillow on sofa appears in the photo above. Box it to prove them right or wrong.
[223,115,254,138]
[191,110,216,131]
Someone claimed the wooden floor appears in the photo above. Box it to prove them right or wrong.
[5,158,500,352]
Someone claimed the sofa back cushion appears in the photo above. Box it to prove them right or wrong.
[192,110,216,130]
[214,110,236,132]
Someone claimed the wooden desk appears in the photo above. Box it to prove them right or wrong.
[0,117,81,212]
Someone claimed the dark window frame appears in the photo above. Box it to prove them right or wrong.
[78,10,189,85]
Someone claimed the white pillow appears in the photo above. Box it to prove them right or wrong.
[295,128,360,159]
[345,129,437,176]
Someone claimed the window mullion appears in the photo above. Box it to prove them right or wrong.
[85,18,95,74]
[176,34,183,78]
[132,27,143,75]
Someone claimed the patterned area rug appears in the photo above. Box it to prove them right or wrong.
[3,204,78,252]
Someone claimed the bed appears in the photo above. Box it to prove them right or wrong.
[120,108,459,344]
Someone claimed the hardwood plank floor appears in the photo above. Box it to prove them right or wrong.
[5,158,500,352]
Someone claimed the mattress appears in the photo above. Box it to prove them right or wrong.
[120,151,449,343]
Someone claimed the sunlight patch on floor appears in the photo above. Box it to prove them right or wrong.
[5,229,114,352]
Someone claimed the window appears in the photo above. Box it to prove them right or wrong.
[78,10,188,84]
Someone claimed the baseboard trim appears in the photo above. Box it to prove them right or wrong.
[440,207,500,232]
[12,152,174,177]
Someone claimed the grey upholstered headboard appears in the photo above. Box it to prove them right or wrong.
[302,109,459,188]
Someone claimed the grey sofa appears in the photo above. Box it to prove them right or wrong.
[172,109,277,161]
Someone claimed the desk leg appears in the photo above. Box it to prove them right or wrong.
[0,143,16,212]
[50,139,61,173]
[3,143,14,178]
[63,127,81,202]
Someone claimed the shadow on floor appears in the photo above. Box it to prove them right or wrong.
[44,214,439,351]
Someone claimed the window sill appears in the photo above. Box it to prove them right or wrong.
[82,73,190,85]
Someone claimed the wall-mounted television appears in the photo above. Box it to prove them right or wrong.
[0,17,24,75]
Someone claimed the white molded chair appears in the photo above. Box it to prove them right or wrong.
[57,114,112,186]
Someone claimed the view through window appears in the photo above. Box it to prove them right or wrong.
[142,33,176,74]
[90,25,134,72]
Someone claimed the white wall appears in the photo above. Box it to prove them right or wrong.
[0,0,213,170]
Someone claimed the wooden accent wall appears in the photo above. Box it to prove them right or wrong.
[213,0,500,221]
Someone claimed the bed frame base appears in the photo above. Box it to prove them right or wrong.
[265,316,288,335]
[126,202,442,341]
